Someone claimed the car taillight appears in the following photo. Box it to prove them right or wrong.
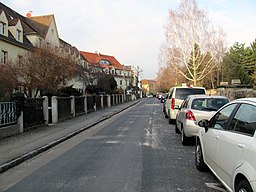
[171,98,175,110]
[185,110,196,121]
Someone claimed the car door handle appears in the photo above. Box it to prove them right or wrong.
[237,144,245,149]
[215,136,219,141]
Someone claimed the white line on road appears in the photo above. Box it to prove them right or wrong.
[205,183,227,192]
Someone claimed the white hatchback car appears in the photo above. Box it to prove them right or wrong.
[176,95,229,145]
[195,98,256,192]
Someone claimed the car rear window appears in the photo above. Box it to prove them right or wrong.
[191,98,229,111]
[175,88,205,100]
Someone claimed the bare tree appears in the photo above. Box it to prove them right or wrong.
[162,0,226,86]
[0,65,16,100]
[8,46,78,97]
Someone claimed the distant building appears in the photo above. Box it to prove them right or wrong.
[80,51,134,91]
[141,79,157,96]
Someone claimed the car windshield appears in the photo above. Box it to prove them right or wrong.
[191,98,229,111]
[175,88,205,100]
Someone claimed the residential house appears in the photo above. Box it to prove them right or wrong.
[141,79,157,96]
[80,51,133,92]
[0,3,33,66]
[0,2,87,96]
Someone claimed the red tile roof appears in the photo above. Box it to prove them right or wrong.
[80,51,124,70]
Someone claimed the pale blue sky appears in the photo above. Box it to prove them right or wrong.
[1,0,256,79]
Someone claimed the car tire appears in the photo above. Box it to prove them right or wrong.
[181,128,189,145]
[195,140,207,171]
[236,179,253,192]
[175,122,181,134]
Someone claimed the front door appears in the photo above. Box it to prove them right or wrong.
[204,103,237,174]
[217,104,256,189]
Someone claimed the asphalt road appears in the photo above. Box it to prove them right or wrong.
[0,98,227,192]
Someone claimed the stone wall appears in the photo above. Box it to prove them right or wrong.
[215,88,256,101]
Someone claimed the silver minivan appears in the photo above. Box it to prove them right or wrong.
[165,86,206,123]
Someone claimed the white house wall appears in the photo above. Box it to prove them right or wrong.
[26,34,41,47]
[45,17,60,48]
[0,40,29,62]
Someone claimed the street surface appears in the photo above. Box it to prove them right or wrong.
[0,98,227,192]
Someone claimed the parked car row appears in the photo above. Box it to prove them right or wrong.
[161,86,256,192]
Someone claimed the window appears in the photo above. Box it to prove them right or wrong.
[99,60,110,65]
[211,104,237,130]
[18,55,23,66]
[0,22,6,35]
[175,88,206,100]
[120,80,122,85]
[191,98,229,111]
[168,89,174,99]
[230,104,256,136]
[181,98,189,109]
[1,50,8,64]
[16,29,21,41]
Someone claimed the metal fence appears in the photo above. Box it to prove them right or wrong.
[111,95,114,106]
[95,96,102,110]
[87,96,95,113]
[125,95,132,102]
[58,97,72,120]
[103,96,108,108]
[0,102,17,127]
[75,96,85,115]
[23,98,44,129]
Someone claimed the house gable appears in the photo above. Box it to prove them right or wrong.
[8,19,23,43]
[45,15,60,47]
[0,10,8,36]
[28,15,60,47]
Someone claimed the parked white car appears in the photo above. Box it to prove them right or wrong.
[165,86,206,124]
[195,98,256,192]
[176,95,229,145]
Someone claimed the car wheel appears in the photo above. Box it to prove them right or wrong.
[169,118,172,124]
[181,128,189,145]
[195,140,207,171]
[236,179,253,192]
[175,122,181,134]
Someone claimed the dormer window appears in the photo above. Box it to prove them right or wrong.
[16,29,21,41]
[99,60,110,65]
[0,22,6,35]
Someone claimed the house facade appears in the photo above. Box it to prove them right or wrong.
[80,51,134,92]
[141,79,157,96]
[0,6,32,66]
[0,2,88,96]
[0,2,139,96]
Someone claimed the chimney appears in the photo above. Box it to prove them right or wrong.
[26,11,32,18]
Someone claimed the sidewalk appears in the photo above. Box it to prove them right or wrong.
[0,99,141,173]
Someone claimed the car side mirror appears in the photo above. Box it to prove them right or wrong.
[198,119,209,132]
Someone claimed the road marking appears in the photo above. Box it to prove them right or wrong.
[205,183,227,192]
[105,140,120,144]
